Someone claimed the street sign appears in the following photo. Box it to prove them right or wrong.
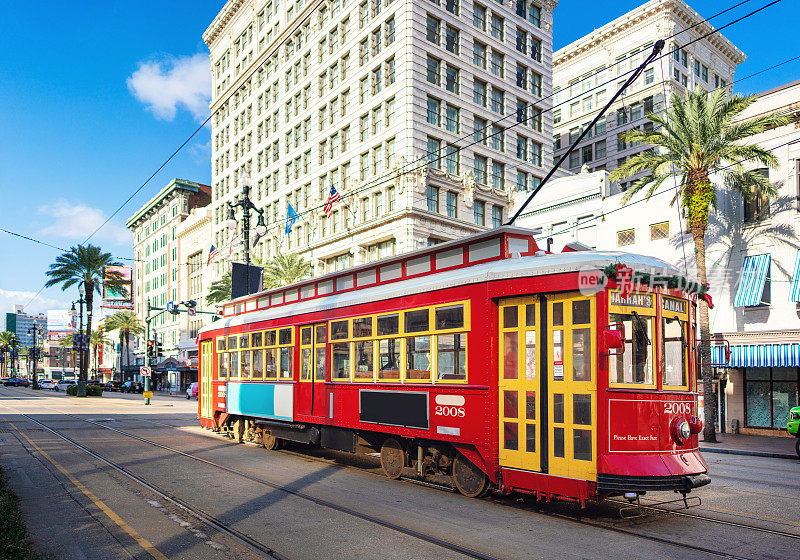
[140,366,151,377]
[167,301,175,312]
[187,307,196,316]
[143,391,153,399]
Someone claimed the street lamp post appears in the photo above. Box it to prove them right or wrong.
[71,283,86,390]
[226,176,267,296]
[28,325,45,389]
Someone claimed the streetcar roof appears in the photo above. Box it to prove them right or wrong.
[200,245,680,335]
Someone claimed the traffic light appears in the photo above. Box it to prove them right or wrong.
[147,339,155,359]
[155,340,164,358]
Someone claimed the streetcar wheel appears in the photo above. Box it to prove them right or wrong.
[263,432,282,451]
[380,438,405,479]
[452,454,488,498]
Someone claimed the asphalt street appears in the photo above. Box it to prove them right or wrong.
[1,386,799,560]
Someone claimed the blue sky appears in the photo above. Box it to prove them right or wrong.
[0,0,796,315]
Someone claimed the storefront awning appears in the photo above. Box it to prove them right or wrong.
[733,254,771,307]
[712,343,800,367]
[790,251,800,302]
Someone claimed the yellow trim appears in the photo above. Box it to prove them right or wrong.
[547,292,597,482]
[608,308,658,390]
[661,313,691,391]
[10,423,170,560]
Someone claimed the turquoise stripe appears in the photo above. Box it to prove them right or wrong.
[720,343,800,367]
[790,251,800,302]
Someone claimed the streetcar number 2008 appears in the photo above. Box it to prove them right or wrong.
[664,402,692,415]
[435,405,465,417]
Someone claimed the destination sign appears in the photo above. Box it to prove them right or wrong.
[662,297,687,314]
[609,291,653,309]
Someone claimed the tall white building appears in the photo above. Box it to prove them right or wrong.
[516,79,800,437]
[552,0,745,193]
[126,179,212,363]
[204,0,556,280]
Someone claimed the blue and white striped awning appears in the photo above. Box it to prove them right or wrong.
[733,254,771,307]
[790,251,800,302]
[711,343,800,367]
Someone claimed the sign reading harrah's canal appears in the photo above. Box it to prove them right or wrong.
[609,291,653,308]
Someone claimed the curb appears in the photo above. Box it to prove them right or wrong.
[699,446,798,460]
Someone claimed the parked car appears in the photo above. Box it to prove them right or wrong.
[38,379,56,390]
[16,378,30,387]
[120,381,144,393]
[104,381,123,392]
[55,379,77,391]
[3,377,23,387]
[186,382,199,399]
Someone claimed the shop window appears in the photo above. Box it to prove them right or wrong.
[745,367,799,428]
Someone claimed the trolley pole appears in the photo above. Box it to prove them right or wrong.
[144,298,153,405]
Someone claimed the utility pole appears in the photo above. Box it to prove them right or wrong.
[28,326,43,389]
[226,176,267,296]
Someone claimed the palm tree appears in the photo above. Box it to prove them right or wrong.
[89,328,112,379]
[0,331,14,377]
[103,311,144,382]
[207,270,232,305]
[610,86,793,442]
[45,244,123,396]
[262,254,311,289]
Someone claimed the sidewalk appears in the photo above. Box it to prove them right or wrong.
[700,432,799,460]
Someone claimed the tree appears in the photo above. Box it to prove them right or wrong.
[45,245,123,396]
[262,254,312,289]
[103,311,144,382]
[0,331,13,377]
[207,270,231,305]
[610,86,792,442]
[89,327,112,379]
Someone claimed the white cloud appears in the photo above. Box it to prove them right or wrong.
[37,200,131,246]
[127,53,211,121]
[0,288,70,317]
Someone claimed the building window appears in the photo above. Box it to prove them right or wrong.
[531,141,542,166]
[516,28,527,54]
[446,0,459,15]
[650,221,669,240]
[473,80,487,106]
[474,200,486,226]
[385,57,396,85]
[491,52,504,78]
[617,229,635,246]
[474,155,488,184]
[426,14,441,44]
[516,64,528,89]
[473,117,487,144]
[582,145,592,164]
[473,3,486,31]
[516,170,528,191]
[426,55,441,85]
[445,65,459,94]
[445,26,459,55]
[644,68,654,85]
[446,191,458,217]
[445,145,459,175]
[531,38,541,62]
[445,105,459,133]
[528,4,541,26]
[426,137,441,169]
[473,41,487,69]
[568,151,579,169]
[490,125,504,151]
[427,185,440,212]
[516,135,527,160]
[594,139,606,159]
[427,97,441,126]
[531,72,542,96]
[491,205,502,228]
[491,89,504,114]
[490,14,504,40]
[744,169,771,222]
[491,161,505,190]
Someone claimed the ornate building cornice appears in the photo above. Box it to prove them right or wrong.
[203,0,248,47]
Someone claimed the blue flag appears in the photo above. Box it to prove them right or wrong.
[285,203,299,235]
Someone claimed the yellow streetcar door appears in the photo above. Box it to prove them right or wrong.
[547,292,597,482]
[200,340,213,419]
[498,297,541,472]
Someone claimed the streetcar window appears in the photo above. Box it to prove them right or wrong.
[609,313,654,386]
[265,330,277,346]
[241,351,251,379]
[354,340,374,380]
[332,343,350,380]
[279,328,292,345]
[251,332,263,347]
[553,393,564,423]
[526,424,536,453]
[572,328,592,382]
[503,390,518,418]
[552,302,564,326]
[552,331,563,380]
[573,394,591,425]
[574,429,592,461]
[331,320,349,340]
[239,334,249,349]
[315,346,326,381]
[301,348,312,380]
[553,427,565,458]
[663,318,687,388]
[504,422,518,450]
[315,324,327,344]
[435,305,464,330]
[437,334,466,380]
[572,300,591,324]
[377,314,399,335]
[279,347,292,379]
[503,332,518,380]
[405,309,430,333]
[353,317,373,338]
[301,327,312,345]
[252,350,264,379]
[228,335,238,350]
[503,306,518,328]
[525,305,536,327]
[217,337,226,352]
[230,351,239,379]
[378,338,401,380]
[405,336,431,380]
[219,352,229,378]
[264,348,278,379]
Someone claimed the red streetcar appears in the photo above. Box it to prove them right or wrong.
[197,226,708,504]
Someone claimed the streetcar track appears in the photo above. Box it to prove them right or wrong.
[1,391,797,560]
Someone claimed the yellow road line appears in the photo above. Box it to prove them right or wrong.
[9,422,170,560]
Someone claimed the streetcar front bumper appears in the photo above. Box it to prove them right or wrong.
[597,472,711,494]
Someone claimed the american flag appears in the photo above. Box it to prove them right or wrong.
[323,185,341,217]
[206,244,219,266]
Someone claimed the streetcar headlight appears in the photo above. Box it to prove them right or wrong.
[678,420,691,441]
